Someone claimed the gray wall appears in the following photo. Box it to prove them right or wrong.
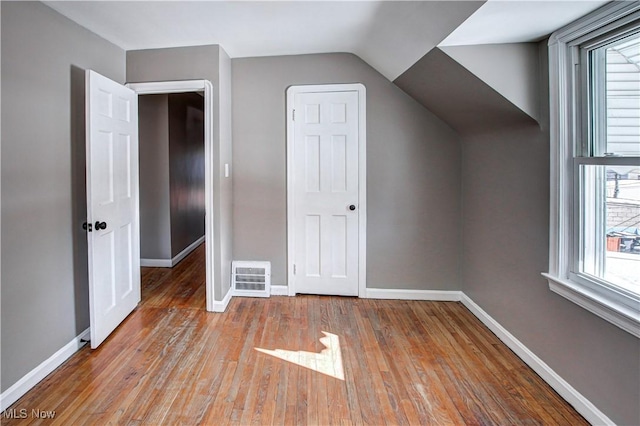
[459,41,640,426]
[4,4,634,423]
[232,53,461,289]
[127,45,233,300]
[168,93,205,257]
[139,94,171,260]
[394,47,537,135]
[138,93,205,261]
[218,48,233,299]
[440,43,540,121]
[1,1,125,392]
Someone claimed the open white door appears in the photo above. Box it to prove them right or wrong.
[86,70,140,349]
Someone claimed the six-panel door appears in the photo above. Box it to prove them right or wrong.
[86,70,141,348]
[293,90,360,296]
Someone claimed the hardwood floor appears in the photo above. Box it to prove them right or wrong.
[4,244,587,425]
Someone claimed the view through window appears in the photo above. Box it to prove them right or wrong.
[581,32,640,297]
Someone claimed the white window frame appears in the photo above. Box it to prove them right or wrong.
[544,2,640,338]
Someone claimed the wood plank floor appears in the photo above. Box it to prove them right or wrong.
[4,244,588,425]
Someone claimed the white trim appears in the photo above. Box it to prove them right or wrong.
[549,2,640,47]
[365,288,462,301]
[544,273,640,338]
[140,258,172,268]
[286,83,367,297]
[126,80,216,312]
[269,285,290,296]
[342,287,622,423]
[460,294,615,426]
[212,287,233,313]
[0,328,90,411]
[140,236,205,268]
[126,80,208,94]
[172,235,205,266]
[546,2,640,337]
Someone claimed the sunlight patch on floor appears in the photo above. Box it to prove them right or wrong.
[255,331,345,380]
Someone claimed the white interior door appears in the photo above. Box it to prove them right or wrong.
[86,70,140,348]
[292,90,360,296]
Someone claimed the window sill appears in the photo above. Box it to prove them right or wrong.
[542,273,640,338]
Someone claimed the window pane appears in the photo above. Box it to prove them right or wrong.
[580,165,640,295]
[590,32,640,157]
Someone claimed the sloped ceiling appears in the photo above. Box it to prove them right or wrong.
[439,43,540,122]
[439,0,610,47]
[43,1,609,82]
[394,47,538,135]
[43,0,611,133]
[43,0,483,81]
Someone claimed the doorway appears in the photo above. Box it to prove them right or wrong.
[128,80,216,311]
[137,92,206,307]
[138,93,205,266]
[286,84,367,297]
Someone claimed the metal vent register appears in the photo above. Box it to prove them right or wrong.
[231,261,271,298]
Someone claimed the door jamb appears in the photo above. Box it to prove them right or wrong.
[126,80,216,311]
[285,83,367,297]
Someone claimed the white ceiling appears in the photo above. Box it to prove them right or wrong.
[44,0,611,81]
[440,0,610,47]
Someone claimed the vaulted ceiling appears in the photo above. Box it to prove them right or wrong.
[45,1,609,82]
[43,1,611,134]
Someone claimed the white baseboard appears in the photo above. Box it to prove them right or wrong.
[365,288,462,301]
[212,287,233,313]
[172,236,205,267]
[140,258,172,267]
[0,328,90,411]
[141,236,205,268]
[460,294,614,426]
[269,285,289,296]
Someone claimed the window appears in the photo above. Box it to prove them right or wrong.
[546,2,640,337]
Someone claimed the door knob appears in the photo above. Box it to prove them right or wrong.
[95,221,107,230]
[349,205,356,211]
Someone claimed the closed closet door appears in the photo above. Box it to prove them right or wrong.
[291,89,360,296]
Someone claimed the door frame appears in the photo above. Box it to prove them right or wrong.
[126,80,216,311]
[286,83,367,297]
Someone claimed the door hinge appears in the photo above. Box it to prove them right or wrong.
[293,264,296,275]
[292,109,296,121]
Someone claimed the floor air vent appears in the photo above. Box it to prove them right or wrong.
[232,261,271,298]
